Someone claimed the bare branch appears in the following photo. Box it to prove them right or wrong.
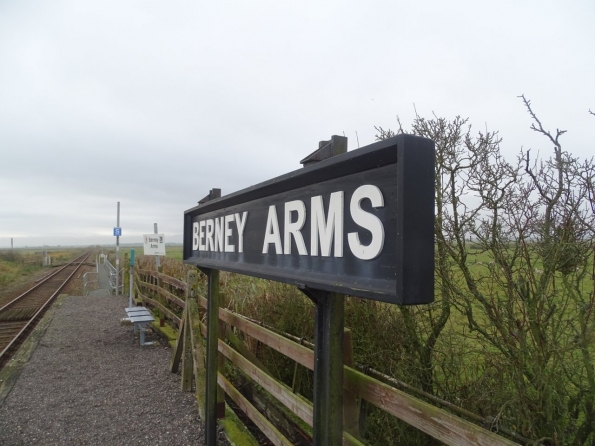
[518,94,567,148]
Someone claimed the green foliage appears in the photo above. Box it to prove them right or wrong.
[374,101,595,444]
[0,250,42,287]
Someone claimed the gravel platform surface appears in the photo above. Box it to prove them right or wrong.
[0,294,222,445]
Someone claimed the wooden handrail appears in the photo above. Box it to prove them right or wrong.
[136,268,520,446]
[137,268,187,291]
[137,278,186,308]
[134,282,182,327]
[196,294,519,446]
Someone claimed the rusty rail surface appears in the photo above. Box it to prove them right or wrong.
[0,250,93,368]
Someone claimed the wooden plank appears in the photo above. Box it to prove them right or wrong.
[138,279,186,308]
[158,284,186,308]
[202,314,363,446]
[218,337,314,426]
[137,268,188,292]
[157,271,187,291]
[224,325,271,377]
[188,298,206,420]
[196,295,315,371]
[136,282,182,327]
[343,432,365,446]
[218,373,293,446]
[181,306,194,392]
[197,290,516,445]
[169,308,186,373]
[343,366,519,446]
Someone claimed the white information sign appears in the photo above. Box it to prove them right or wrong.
[143,234,166,256]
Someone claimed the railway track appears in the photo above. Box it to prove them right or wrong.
[0,250,93,369]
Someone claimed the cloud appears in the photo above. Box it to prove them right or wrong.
[0,0,594,247]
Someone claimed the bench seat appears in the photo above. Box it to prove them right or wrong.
[123,307,155,346]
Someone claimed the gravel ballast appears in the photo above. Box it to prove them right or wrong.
[0,294,213,445]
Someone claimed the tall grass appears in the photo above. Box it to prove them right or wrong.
[0,251,42,287]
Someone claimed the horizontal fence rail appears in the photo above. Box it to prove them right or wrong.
[131,266,523,446]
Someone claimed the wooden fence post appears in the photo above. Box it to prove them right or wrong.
[188,296,206,420]
[181,306,194,392]
[169,310,186,373]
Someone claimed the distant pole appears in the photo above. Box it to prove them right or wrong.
[116,202,120,296]
[129,249,135,308]
[11,238,13,250]
[154,223,160,270]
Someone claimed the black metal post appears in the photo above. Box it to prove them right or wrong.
[204,267,220,446]
[198,188,222,446]
[301,288,345,445]
[300,136,347,444]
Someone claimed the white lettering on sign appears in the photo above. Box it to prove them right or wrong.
[348,185,385,260]
[193,186,385,259]
[224,214,235,253]
[284,200,307,255]
[235,212,248,253]
[261,186,384,259]
[214,217,224,252]
[206,219,215,251]
[193,212,249,253]
[311,191,344,257]
[262,205,282,254]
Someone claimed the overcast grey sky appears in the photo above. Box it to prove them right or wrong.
[1,0,593,248]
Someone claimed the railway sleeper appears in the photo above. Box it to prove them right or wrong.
[0,308,38,322]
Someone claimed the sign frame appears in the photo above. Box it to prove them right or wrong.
[183,134,434,305]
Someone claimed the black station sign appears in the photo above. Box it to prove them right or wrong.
[183,134,435,305]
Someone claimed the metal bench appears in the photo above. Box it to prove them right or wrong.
[123,307,155,346]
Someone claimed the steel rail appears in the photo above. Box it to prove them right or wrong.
[0,252,89,313]
[0,250,93,367]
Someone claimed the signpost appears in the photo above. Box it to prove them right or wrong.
[184,134,434,305]
[145,225,166,327]
[143,233,166,256]
[115,202,121,296]
[183,134,435,444]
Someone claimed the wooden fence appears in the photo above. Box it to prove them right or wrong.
[131,266,522,446]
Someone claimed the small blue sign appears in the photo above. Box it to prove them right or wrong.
[113,227,122,236]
